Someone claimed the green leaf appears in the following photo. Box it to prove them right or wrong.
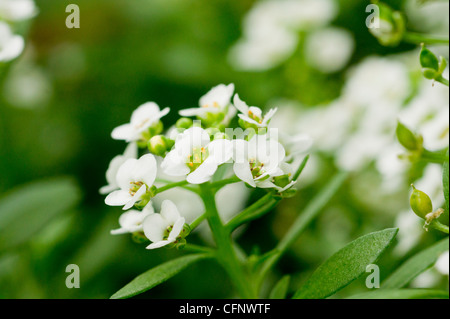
[269,275,290,299]
[292,228,398,299]
[443,150,449,213]
[348,289,449,299]
[110,254,211,299]
[0,177,81,252]
[383,237,449,289]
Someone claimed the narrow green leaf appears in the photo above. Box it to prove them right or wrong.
[348,289,449,299]
[0,177,81,252]
[292,228,398,299]
[443,150,449,213]
[269,275,290,299]
[383,237,449,289]
[110,254,211,299]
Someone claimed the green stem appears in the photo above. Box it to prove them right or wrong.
[428,220,450,234]
[256,171,348,290]
[210,176,241,190]
[199,183,256,298]
[403,32,449,45]
[436,76,449,87]
[155,180,190,194]
[189,213,207,230]
[421,149,449,164]
[293,155,310,181]
[226,193,279,232]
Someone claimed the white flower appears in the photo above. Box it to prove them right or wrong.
[110,204,155,235]
[99,142,138,195]
[111,102,169,142]
[0,0,37,21]
[105,154,157,210]
[233,94,277,128]
[0,22,24,62]
[233,134,285,188]
[161,127,233,184]
[436,251,449,276]
[305,27,355,73]
[143,200,186,249]
[179,84,235,124]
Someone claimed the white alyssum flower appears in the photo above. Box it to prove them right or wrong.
[111,102,170,142]
[0,21,24,62]
[305,27,355,73]
[99,142,138,195]
[234,94,277,128]
[233,134,286,188]
[105,154,157,210]
[435,251,449,276]
[143,200,186,249]
[110,204,155,235]
[0,0,37,21]
[162,127,233,184]
[179,83,235,124]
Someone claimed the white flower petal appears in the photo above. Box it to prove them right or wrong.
[133,154,157,187]
[123,185,147,210]
[207,139,233,164]
[160,200,181,225]
[111,123,135,141]
[143,213,169,243]
[146,240,173,249]
[233,162,256,187]
[187,159,218,184]
[168,217,185,241]
[105,190,131,206]
[233,94,249,114]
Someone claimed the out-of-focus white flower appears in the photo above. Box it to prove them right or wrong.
[3,62,53,109]
[143,200,186,249]
[233,134,285,188]
[100,143,138,195]
[0,21,24,62]
[110,204,155,235]
[305,27,354,73]
[0,0,37,21]
[343,56,411,107]
[228,0,337,71]
[162,127,233,184]
[436,251,449,276]
[111,102,170,142]
[179,83,234,120]
[415,164,445,206]
[393,211,424,256]
[105,154,157,210]
[234,94,277,128]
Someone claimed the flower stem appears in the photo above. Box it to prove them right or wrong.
[210,176,241,190]
[256,171,348,290]
[436,76,450,87]
[199,183,256,298]
[421,148,449,164]
[155,180,190,194]
[403,32,449,45]
[189,213,207,230]
[428,220,450,234]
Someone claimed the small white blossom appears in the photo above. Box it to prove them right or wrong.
[110,204,155,235]
[233,134,285,188]
[100,143,138,195]
[105,154,157,210]
[0,22,24,62]
[233,94,277,128]
[0,0,37,21]
[111,102,169,142]
[161,127,233,184]
[436,251,449,276]
[179,84,235,124]
[143,200,186,249]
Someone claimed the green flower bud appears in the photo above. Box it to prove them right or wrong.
[148,135,174,157]
[369,3,405,47]
[410,185,433,219]
[148,121,164,137]
[176,238,187,250]
[396,121,423,151]
[420,44,440,71]
[131,232,148,244]
[176,117,193,130]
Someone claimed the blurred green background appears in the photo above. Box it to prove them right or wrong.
[0,0,448,298]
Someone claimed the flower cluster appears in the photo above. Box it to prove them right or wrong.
[0,0,37,63]
[101,84,312,249]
